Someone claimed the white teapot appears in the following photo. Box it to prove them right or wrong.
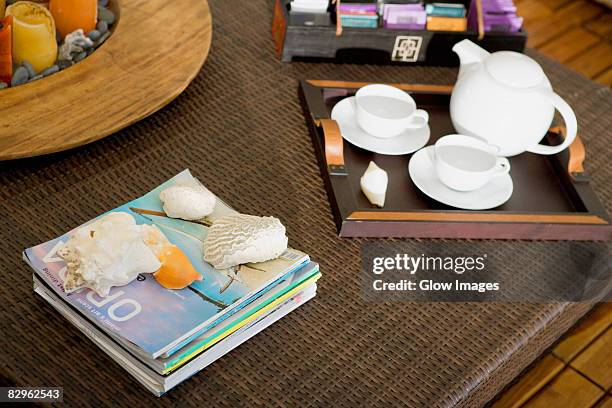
[450,39,577,157]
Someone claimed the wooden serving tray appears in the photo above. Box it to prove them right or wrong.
[0,0,212,161]
[299,79,611,241]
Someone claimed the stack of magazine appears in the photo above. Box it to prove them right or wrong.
[24,170,321,396]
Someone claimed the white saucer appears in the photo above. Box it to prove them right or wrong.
[330,97,430,155]
[408,146,513,210]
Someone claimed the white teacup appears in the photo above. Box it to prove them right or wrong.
[432,135,510,192]
[355,84,429,139]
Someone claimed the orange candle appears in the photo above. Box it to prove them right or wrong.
[49,0,97,39]
[6,2,57,73]
[0,16,12,83]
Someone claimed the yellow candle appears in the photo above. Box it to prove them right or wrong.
[6,2,57,73]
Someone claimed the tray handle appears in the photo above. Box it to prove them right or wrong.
[316,118,347,176]
[550,126,587,182]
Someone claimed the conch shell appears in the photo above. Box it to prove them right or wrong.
[57,212,161,297]
[159,184,216,221]
[360,161,388,207]
[203,214,288,270]
[57,212,202,296]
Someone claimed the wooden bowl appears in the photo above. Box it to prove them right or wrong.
[0,0,212,160]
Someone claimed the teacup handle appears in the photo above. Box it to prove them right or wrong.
[494,157,511,175]
[526,91,577,155]
[405,109,429,129]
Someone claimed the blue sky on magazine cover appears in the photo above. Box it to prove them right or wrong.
[26,171,255,355]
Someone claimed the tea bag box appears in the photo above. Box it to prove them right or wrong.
[272,0,526,65]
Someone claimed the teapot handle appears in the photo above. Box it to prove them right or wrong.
[525,91,577,155]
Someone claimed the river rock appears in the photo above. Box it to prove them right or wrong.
[23,61,36,78]
[58,60,73,70]
[74,51,87,62]
[96,20,108,34]
[88,30,101,41]
[11,67,28,86]
[98,7,116,24]
[41,65,60,77]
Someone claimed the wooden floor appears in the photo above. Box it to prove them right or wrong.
[492,303,612,407]
[492,4,611,404]
[515,0,612,86]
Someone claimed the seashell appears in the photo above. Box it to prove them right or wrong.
[159,184,216,221]
[154,245,202,289]
[203,214,288,270]
[140,224,202,289]
[58,29,93,61]
[57,212,161,297]
[360,161,388,207]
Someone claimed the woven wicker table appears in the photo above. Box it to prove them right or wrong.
[0,0,610,406]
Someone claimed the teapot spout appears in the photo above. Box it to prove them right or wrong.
[453,39,489,77]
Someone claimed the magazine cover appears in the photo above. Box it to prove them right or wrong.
[24,170,309,358]
[160,262,321,373]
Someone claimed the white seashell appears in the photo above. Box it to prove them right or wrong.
[360,161,388,207]
[58,29,94,61]
[57,212,162,297]
[203,214,288,270]
[159,185,216,220]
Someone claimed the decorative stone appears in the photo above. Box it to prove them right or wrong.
[98,0,109,6]
[96,20,108,34]
[0,82,7,89]
[95,31,111,48]
[11,67,28,86]
[74,51,87,62]
[98,7,116,24]
[41,65,60,77]
[29,74,43,82]
[57,60,73,70]
[22,61,36,78]
[88,29,101,41]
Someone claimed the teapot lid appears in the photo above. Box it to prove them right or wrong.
[485,51,545,88]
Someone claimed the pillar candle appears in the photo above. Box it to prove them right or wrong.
[6,2,58,73]
[50,0,97,39]
[0,16,12,83]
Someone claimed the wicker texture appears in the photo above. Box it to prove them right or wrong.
[0,0,610,406]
